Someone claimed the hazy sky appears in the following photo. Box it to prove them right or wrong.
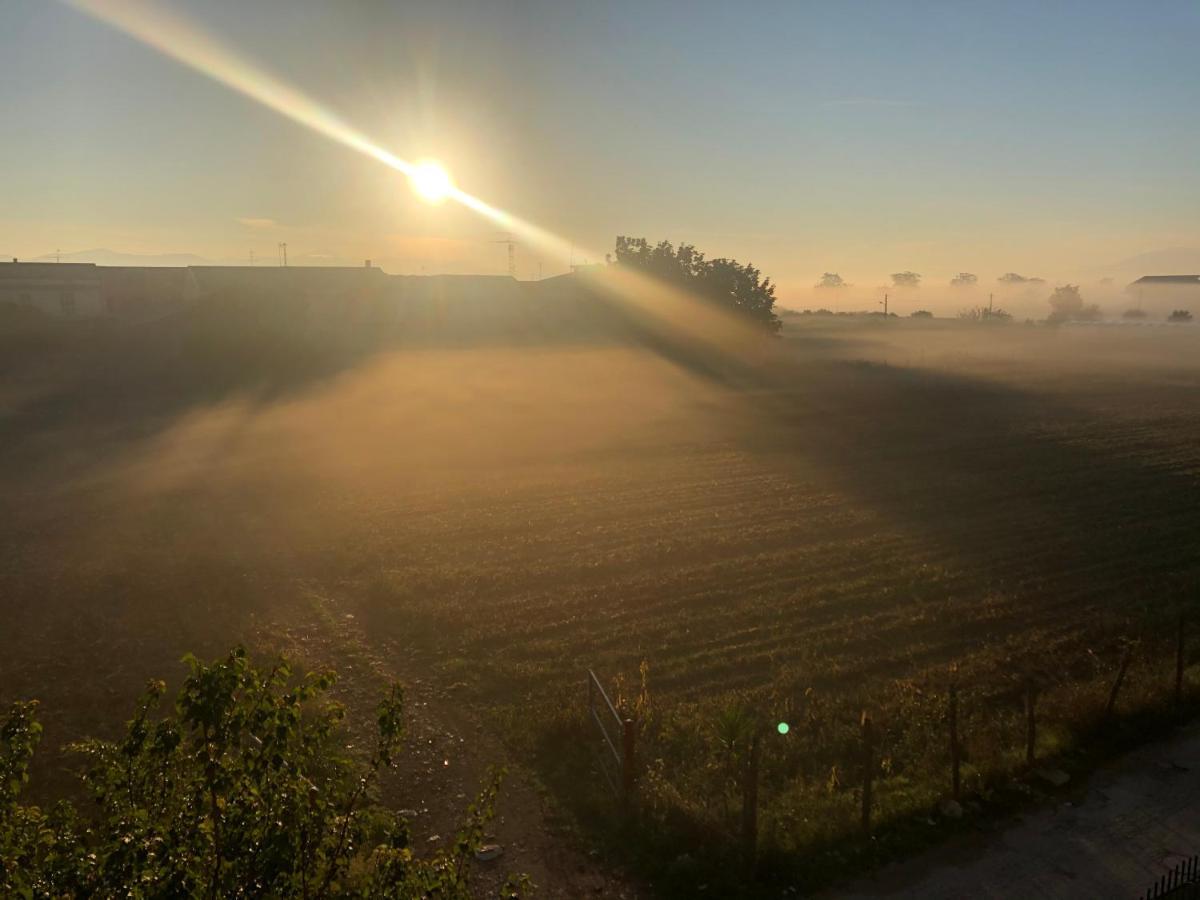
[2,0,1198,305]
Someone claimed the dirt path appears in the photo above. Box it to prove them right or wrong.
[836,724,1200,899]
[263,585,642,900]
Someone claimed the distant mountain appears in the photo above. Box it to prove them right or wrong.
[1094,247,1200,281]
[30,248,217,267]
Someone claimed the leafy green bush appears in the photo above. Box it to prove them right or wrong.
[0,648,529,898]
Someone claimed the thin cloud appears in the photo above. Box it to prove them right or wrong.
[819,98,921,108]
[237,217,277,229]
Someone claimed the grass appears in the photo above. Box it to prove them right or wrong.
[3,303,1200,895]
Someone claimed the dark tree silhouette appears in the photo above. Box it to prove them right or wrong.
[816,272,848,289]
[614,236,781,333]
[998,272,1045,285]
[1047,284,1101,323]
[950,272,977,287]
[891,271,921,288]
[959,305,1012,322]
[1168,309,1194,323]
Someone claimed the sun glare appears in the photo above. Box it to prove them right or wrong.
[409,160,453,204]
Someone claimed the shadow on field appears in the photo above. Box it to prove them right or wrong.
[732,344,1200,652]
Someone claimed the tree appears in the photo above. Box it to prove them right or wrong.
[950,273,977,287]
[1122,308,1147,320]
[1047,284,1101,323]
[891,271,921,288]
[614,236,781,332]
[909,310,933,318]
[998,273,1045,285]
[815,273,848,289]
[0,648,528,898]
[1168,309,1194,323]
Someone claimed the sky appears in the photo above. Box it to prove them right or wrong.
[1,0,1198,309]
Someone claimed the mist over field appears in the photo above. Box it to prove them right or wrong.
[4,1,1200,896]
[6,295,1200,889]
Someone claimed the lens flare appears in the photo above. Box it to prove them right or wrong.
[409,161,453,205]
[60,0,579,261]
[60,0,777,369]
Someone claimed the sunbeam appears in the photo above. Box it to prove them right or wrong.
[62,0,584,264]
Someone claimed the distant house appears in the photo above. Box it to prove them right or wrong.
[0,261,104,317]
[1128,275,1200,288]
[1126,275,1200,314]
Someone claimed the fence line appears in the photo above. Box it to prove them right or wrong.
[585,611,1194,869]
[1142,854,1200,900]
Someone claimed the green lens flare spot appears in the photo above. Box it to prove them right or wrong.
[777,722,789,735]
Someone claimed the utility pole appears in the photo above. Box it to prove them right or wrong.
[277,242,288,267]
[881,293,888,316]
[249,249,256,266]
[55,248,61,264]
[491,233,516,278]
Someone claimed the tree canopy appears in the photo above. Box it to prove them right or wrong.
[613,236,781,333]
[815,272,848,289]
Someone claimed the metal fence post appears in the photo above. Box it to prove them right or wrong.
[622,717,636,804]
[1105,642,1135,721]
[1025,680,1037,767]
[741,732,760,870]
[949,682,960,801]
[1176,614,1186,709]
[861,711,873,834]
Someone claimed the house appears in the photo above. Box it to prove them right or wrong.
[0,260,105,317]
[1126,275,1200,308]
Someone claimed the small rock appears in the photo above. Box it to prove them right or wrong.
[938,798,964,819]
[474,843,503,862]
[427,834,440,843]
[1034,768,1070,787]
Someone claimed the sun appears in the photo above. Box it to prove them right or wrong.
[408,160,454,204]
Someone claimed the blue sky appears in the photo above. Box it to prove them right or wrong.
[1,0,1197,304]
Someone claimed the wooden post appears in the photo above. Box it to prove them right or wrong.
[1025,681,1037,767]
[621,717,636,804]
[1176,614,1186,709]
[949,682,961,801]
[741,733,760,871]
[1104,643,1134,721]
[861,711,874,834]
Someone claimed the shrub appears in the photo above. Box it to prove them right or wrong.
[0,648,527,898]
[1168,309,1194,323]
[1122,308,1147,320]
[909,310,933,319]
